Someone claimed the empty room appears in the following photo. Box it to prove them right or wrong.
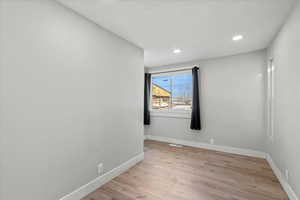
[0,0,299,200]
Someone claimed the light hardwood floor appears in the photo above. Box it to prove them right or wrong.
[82,140,288,200]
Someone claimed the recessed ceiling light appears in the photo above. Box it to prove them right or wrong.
[232,35,243,41]
[173,49,182,54]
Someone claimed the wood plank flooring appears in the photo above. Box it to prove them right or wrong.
[82,140,288,200]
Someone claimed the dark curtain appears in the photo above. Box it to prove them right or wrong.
[144,73,151,125]
[190,67,201,130]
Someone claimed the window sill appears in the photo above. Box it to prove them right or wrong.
[150,111,191,119]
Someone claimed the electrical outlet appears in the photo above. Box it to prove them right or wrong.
[210,138,214,145]
[285,169,289,181]
[98,163,104,175]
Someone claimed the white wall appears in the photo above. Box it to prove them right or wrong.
[267,0,300,197]
[0,0,144,200]
[145,50,266,151]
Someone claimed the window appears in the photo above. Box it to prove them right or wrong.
[151,71,192,113]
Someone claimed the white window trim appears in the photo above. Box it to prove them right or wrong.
[150,70,192,118]
[150,110,191,119]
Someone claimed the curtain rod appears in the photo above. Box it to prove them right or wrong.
[148,66,198,75]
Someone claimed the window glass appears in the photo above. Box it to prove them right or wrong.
[151,72,192,112]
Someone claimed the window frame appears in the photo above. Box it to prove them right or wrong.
[150,70,192,118]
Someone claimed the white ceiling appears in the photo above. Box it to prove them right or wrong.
[57,0,295,67]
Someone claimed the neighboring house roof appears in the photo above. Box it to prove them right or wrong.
[152,84,171,97]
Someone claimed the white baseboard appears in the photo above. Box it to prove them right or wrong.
[145,135,266,158]
[59,153,144,200]
[266,154,299,200]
